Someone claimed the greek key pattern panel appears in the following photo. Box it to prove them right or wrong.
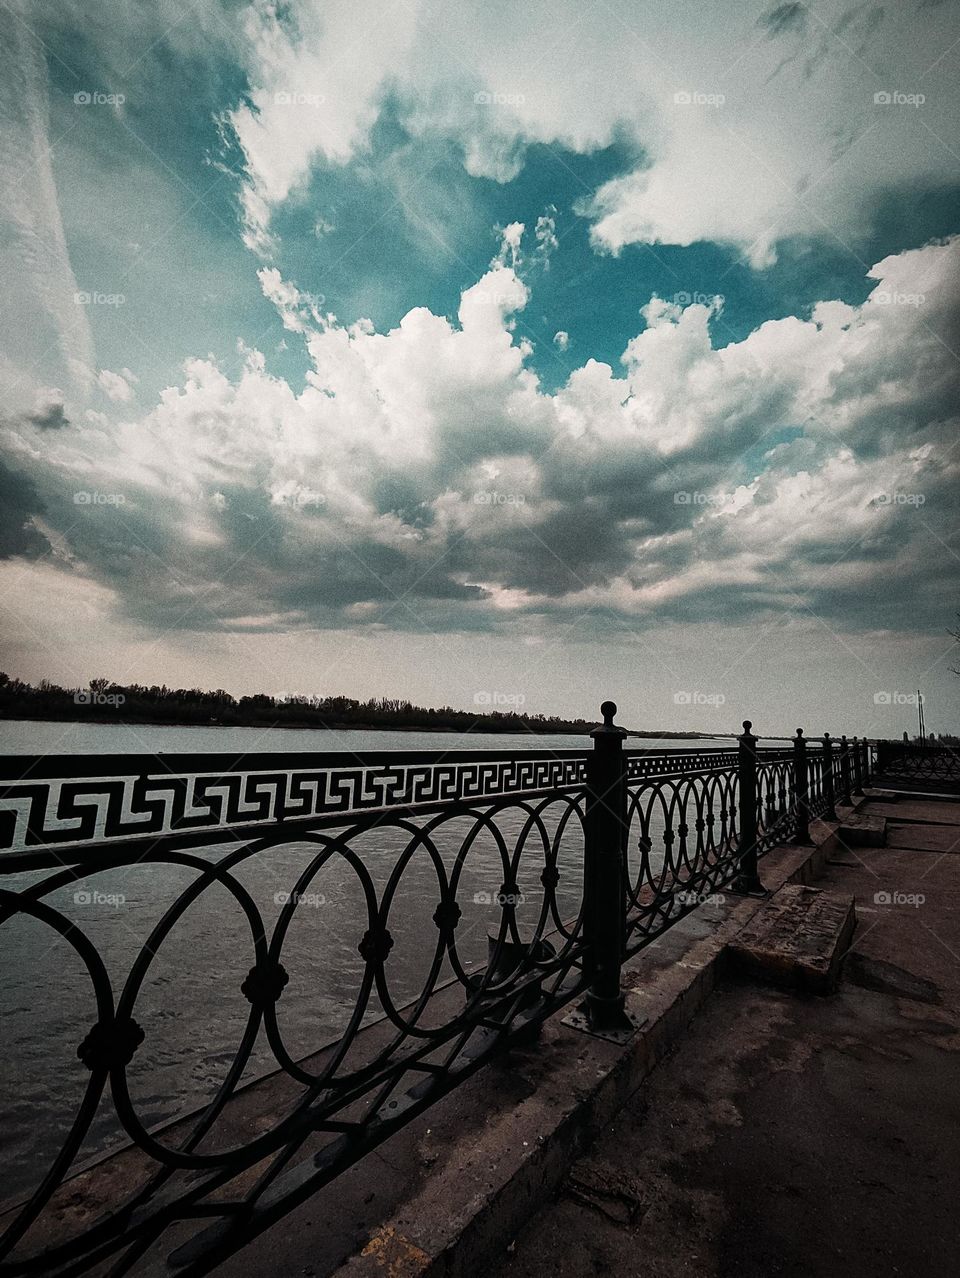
[0,755,590,854]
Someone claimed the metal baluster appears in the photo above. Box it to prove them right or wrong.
[822,732,837,820]
[733,720,765,895]
[793,728,811,844]
[852,735,864,795]
[582,701,632,1033]
[840,735,852,806]
[764,763,778,830]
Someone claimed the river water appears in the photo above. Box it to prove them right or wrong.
[0,718,730,756]
[0,722,729,1204]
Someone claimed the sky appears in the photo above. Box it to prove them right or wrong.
[0,0,959,738]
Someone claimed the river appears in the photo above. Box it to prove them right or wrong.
[0,718,723,755]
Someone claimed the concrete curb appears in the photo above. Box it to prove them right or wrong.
[330,828,842,1278]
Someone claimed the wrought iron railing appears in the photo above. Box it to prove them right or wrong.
[0,709,872,1275]
[872,740,960,789]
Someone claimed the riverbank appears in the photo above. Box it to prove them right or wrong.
[0,674,726,740]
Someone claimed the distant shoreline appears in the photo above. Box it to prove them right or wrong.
[0,675,732,740]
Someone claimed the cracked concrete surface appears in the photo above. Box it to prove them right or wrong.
[491,798,960,1278]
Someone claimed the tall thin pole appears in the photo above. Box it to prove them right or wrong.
[918,690,924,741]
[583,701,631,1033]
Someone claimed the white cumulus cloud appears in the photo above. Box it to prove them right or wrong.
[0,237,956,640]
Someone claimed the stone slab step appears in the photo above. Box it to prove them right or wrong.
[884,824,960,853]
[724,884,857,994]
[837,813,887,847]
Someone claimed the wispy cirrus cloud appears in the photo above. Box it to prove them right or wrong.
[226,0,960,265]
[0,0,93,402]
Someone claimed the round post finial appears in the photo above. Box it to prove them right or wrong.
[591,699,627,740]
[796,727,804,738]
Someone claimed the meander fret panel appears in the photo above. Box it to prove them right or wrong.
[0,755,590,852]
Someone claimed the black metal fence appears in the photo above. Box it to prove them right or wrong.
[0,709,872,1275]
[871,740,960,793]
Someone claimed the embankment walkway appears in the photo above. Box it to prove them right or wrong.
[492,791,960,1278]
[204,789,960,1278]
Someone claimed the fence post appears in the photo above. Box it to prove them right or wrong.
[733,720,765,895]
[822,733,837,820]
[852,736,864,795]
[840,735,852,806]
[792,728,811,845]
[582,700,631,1034]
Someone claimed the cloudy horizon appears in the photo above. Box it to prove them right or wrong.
[1,0,959,739]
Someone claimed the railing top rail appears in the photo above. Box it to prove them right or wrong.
[0,739,835,784]
[0,746,594,782]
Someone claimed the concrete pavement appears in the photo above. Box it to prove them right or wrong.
[491,793,960,1278]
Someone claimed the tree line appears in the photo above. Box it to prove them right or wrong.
[0,672,703,737]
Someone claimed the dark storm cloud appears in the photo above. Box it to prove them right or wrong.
[0,460,47,557]
[27,399,70,430]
